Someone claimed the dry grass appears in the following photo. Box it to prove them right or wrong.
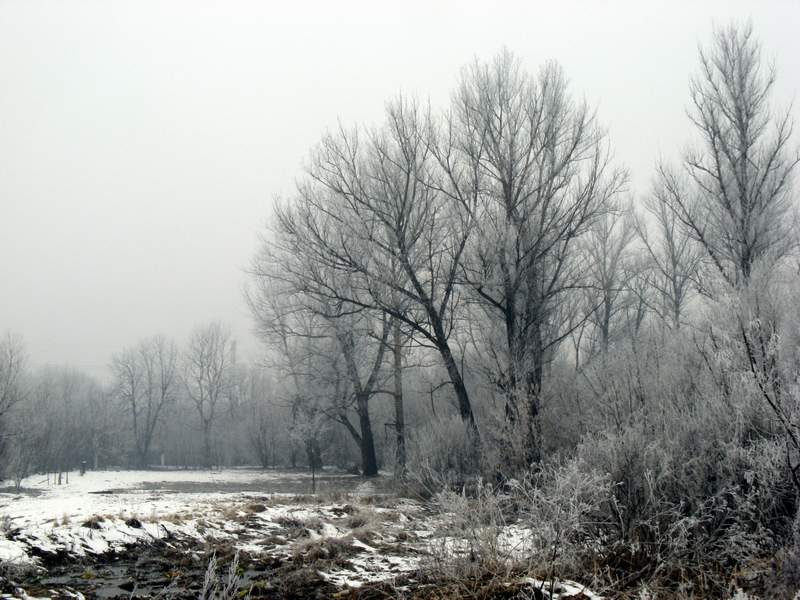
[81,516,104,529]
[291,535,359,566]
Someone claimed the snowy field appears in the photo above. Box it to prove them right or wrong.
[0,469,600,599]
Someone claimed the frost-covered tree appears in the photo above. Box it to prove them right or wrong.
[262,99,479,435]
[452,51,626,463]
[662,23,799,287]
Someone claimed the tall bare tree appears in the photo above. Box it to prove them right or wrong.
[257,98,480,435]
[450,51,626,462]
[332,312,389,477]
[662,23,799,286]
[248,279,335,471]
[248,262,390,476]
[241,366,276,469]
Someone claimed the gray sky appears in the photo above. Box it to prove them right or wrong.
[1,0,799,380]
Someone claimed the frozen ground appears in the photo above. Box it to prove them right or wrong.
[0,468,601,599]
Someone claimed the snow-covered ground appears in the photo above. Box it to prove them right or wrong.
[1,469,349,564]
[0,468,428,594]
[0,469,601,599]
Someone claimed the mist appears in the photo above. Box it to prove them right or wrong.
[2,0,798,377]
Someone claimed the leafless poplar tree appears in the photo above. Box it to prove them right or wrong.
[448,50,626,462]
[0,333,29,482]
[248,259,390,476]
[241,366,276,469]
[247,280,333,471]
[0,333,26,442]
[331,312,389,477]
[662,23,799,286]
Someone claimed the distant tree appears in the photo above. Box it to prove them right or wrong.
[112,335,179,468]
[0,332,26,467]
[635,169,702,328]
[183,323,236,469]
[242,366,276,469]
[248,265,389,476]
[331,312,389,477]
[661,23,799,287]
[82,381,116,470]
[30,367,98,483]
[582,205,637,355]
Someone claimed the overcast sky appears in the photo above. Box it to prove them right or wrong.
[1,0,799,380]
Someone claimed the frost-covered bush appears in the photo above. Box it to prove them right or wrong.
[405,414,480,497]
[575,417,794,594]
[425,461,610,593]
[511,461,611,581]
[429,479,509,576]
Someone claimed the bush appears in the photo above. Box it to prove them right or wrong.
[405,414,481,497]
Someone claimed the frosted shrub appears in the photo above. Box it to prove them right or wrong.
[425,460,610,591]
[430,479,509,577]
[511,461,611,582]
[576,418,793,594]
[405,414,480,496]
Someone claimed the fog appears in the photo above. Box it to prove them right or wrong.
[1,0,798,378]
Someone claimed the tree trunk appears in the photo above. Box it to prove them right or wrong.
[356,393,379,477]
[202,423,213,469]
[524,325,544,465]
[393,319,406,478]
[434,326,478,435]
[304,438,322,471]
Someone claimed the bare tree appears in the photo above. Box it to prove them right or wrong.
[82,381,115,470]
[635,169,702,328]
[247,283,332,471]
[332,312,389,477]
[112,335,178,468]
[391,318,407,476]
[255,98,480,437]
[183,323,235,469]
[241,366,276,469]
[449,51,626,463]
[34,367,97,483]
[248,262,390,476]
[0,332,26,463]
[662,23,799,287]
[582,205,637,355]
